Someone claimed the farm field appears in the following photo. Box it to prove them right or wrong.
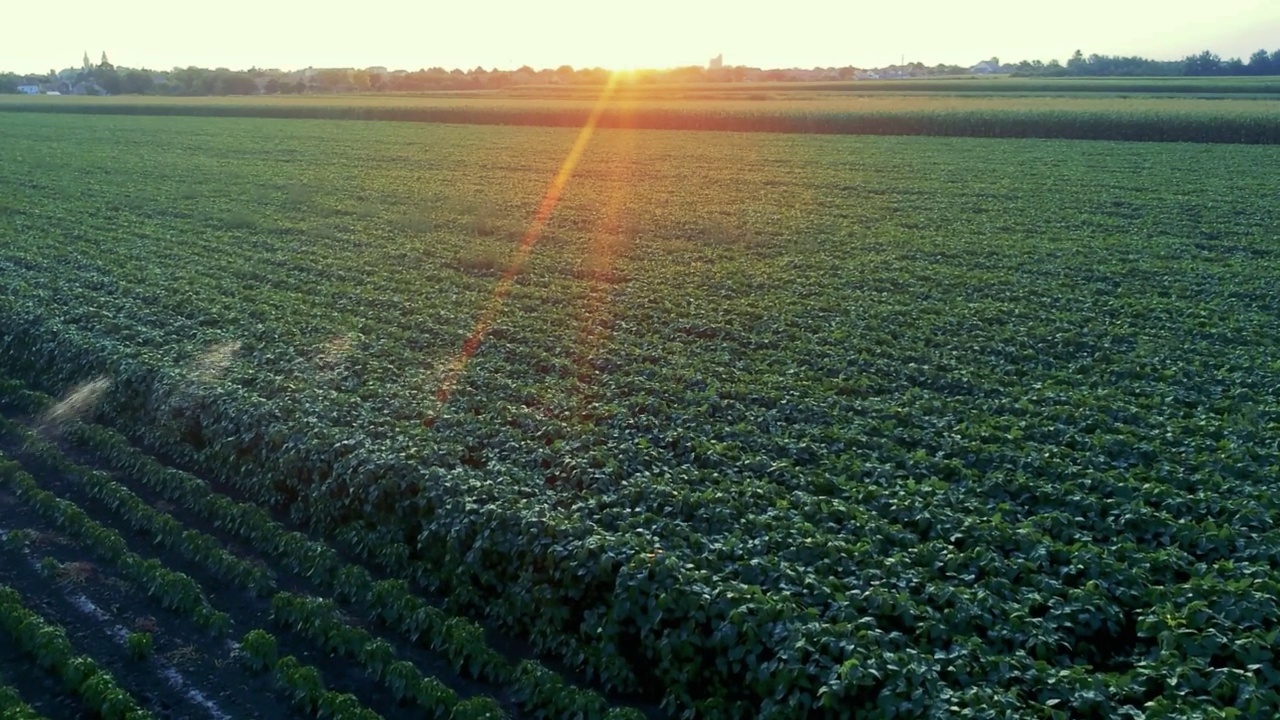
[0,111,1278,719]
[3,89,1280,142]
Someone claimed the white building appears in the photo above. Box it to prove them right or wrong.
[17,84,40,94]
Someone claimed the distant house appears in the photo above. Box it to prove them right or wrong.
[16,84,40,94]
[708,54,723,71]
[970,60,1002,74]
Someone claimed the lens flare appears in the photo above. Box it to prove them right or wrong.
[433,71,624,409]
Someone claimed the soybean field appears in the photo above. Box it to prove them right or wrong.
[0,108,1277,720]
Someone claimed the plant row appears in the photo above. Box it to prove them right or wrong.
[55,415,642,718]
[0,425,516,719]
[0,455,231,633]
[0,584,152,720]
[0,375,642,719]
[269,593,504,719]
[0,683,49,720]
[238,629,383,720]
[0,417,274,595]
[0,377,47,416]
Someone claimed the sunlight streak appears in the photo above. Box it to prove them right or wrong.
[432,71,624,410]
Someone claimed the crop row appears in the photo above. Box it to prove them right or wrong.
[0,424,433,719]
[269,593,505,719]
[0,416,274,595]
[0,378,645,719]
[0,434,442,720]
[0,683,48,720]
[237,630,382,720]
[0,583,151,720]
[1,101,1279,143]
[0,457,231,632]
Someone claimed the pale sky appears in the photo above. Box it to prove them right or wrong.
[4,0,1278,74]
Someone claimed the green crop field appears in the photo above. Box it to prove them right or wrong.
[0,108,1278,720]
[4,88,1280,142]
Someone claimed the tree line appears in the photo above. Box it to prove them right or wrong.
[3,47,1280,96]
[1012,49,1280,77]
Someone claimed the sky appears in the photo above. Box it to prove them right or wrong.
[4,0,1279,74]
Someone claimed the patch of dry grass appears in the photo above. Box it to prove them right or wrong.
[39,377,111,430]
[55,560,96,586]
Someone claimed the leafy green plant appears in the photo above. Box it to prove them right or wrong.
[240,629,279,672]
[125,631,153,661]
[0,683,46,720]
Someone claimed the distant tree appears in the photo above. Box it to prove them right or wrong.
[368,72,384,90]
[1183,50,1223,76]
[219,73,259,95]
[97,67,122,94]
[120,70,154,94]
[0,73,18,93]
[1067,49,1085,72]
[314,68,350,90]
[351,70,370,90]
[294,80,307,94]
[264,77,281,94]
[1223,57,1246,75]
[1248,49,1274,75]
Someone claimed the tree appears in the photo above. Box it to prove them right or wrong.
[1248,49,1274,75]
[120,70,154,94]
[97,67,122,94]
[1067,49,1085,72]
[1183,50,1222,76]
[219,73,258,95]
[314,68,350,90]
[264,78,281,94]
